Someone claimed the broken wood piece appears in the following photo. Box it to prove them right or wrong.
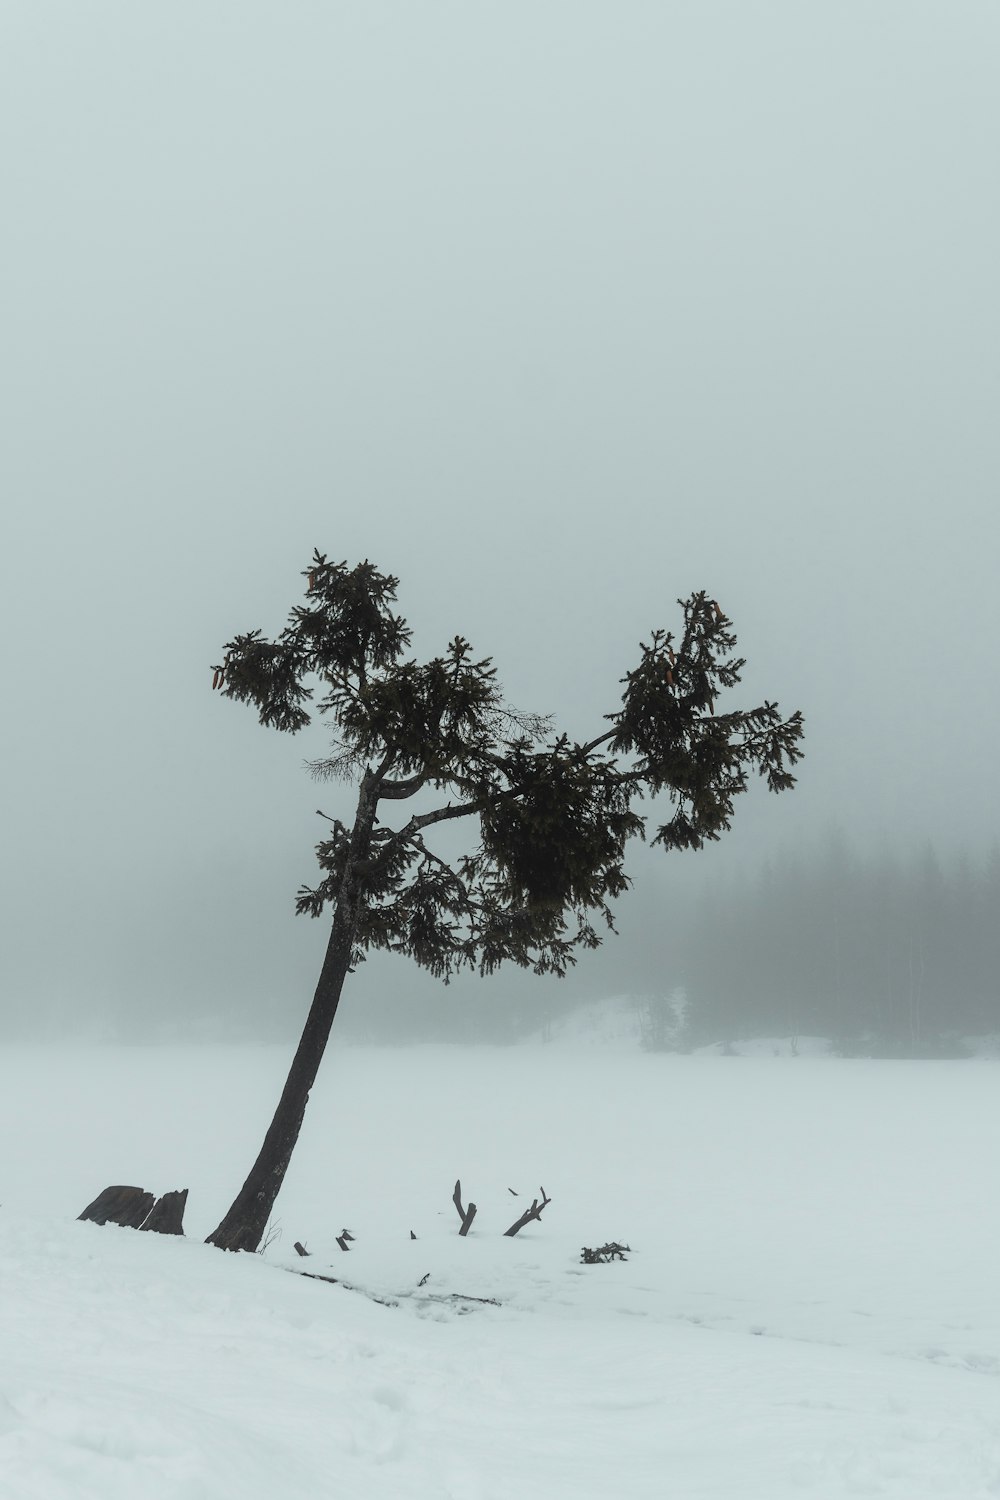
[452,1179,477,1236]
[336,1234,351,1252]
[139,1189,188,1236]
[293,1241,310,1257]
[78,1185,155,1228]
[504,1186,551,1237]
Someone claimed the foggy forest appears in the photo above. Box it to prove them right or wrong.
[659,837,1000,1056]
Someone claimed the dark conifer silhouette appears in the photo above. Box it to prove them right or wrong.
[206,552,803,1250]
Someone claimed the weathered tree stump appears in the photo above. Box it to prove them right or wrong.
[139,1189,188,1236]
[78,1185,188,1233]
[78,1185,155,1228]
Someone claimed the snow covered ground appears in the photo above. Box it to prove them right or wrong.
[3,1036,1000,1497]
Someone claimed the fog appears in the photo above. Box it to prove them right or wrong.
[2,3,998,1043]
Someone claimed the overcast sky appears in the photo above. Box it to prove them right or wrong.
[2,3,998,1035]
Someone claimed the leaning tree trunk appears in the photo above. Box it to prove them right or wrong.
[206,786,377,1252]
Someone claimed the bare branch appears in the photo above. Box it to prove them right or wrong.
[377,770,430,800]
[575,727,618,757]
[504,1186,551,1237]
[452,1178,477,1236]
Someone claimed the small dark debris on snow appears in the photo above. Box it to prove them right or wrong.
[580,1242,631,1264]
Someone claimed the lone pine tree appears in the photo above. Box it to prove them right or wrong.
[206,553,803,1251]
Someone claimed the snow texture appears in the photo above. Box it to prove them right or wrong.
[3,1037,1000,1497]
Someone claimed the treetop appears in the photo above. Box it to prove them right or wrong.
[213,553,804,980]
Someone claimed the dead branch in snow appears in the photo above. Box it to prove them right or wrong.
[452,1179,477,1236]
[504,1187,551,1237]
[580,1242,631,1263]
[289,1267,499,1309]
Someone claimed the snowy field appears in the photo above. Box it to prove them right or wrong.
[4,1035,1000,1498]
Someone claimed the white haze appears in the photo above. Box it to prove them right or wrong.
[1,3,998,1037]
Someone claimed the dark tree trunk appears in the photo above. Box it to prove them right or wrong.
[203,918,353,1251]
[205,784,377,1252]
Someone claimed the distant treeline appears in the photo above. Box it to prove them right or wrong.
[14,837,997,1056]
[657,839,1000,1057]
